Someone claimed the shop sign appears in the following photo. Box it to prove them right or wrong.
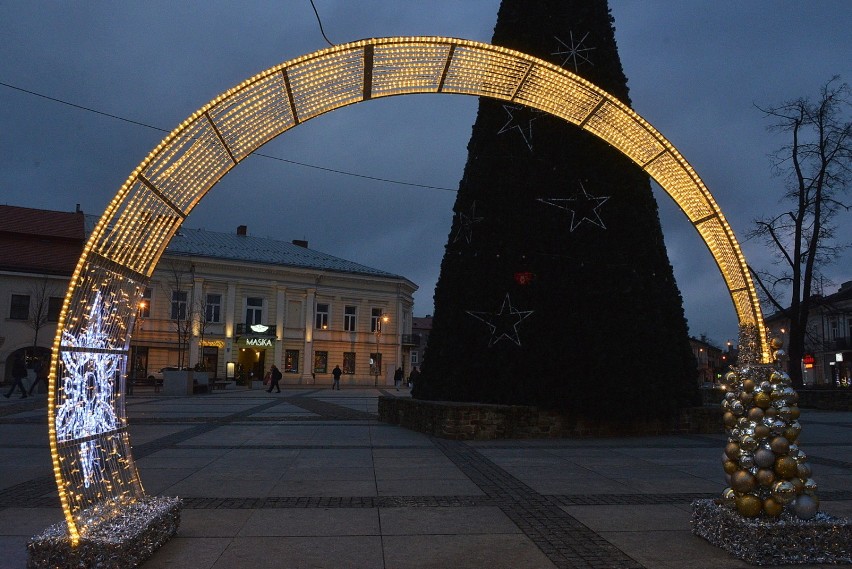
[803,354,815,369]
[245,337,273,347]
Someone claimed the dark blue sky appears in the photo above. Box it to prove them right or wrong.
[1,1,850,346]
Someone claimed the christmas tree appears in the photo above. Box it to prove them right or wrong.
[413,0,699,422]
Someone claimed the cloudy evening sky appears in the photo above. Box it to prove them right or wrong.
[1,1,850,346]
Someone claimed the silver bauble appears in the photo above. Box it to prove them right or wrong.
[772,480,796,504]
[754,448,776,468]
[792,495,819,520]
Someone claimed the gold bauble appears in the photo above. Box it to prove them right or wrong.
[796,463,812,479]
[723,412,737,428]
[763,497,784,517]
[765,407,778,419]
[756,468,775,487]
[740,435,758,452]
[723,460,738,475]
[769,337,784,350]
[791,477,804,495]
[721,487,737,507]
[775,456,799,479]
[742,379,756,393]
[772,480,796,504]
[753,424,771,440]
[754,392,771,409]
[770,436,790,455]
[724,371,738,385]
[770,370,785,383]
[790,407,800,420]
[725,442,741,460]
[731,470,757,493]
[739,391,754,405]
[736,494,763,517]
[747,407,764,422]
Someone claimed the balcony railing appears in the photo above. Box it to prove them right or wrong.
[402,334,422,346]
[236,323,277,337]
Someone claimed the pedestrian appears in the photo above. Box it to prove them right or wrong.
[394,366,404,391]
[332,364,342,390]
[408,366,420,389]
[4,354,29,399]
[266,364,282,393]
[28,357,49,396]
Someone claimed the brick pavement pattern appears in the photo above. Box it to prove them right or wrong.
[0,388,850,568]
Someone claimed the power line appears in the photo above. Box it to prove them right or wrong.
[0,80,458,193]
[309,0,335,47]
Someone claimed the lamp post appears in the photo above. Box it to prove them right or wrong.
[374,313,389,387]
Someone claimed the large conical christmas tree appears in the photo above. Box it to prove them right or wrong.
[414,0,699,422]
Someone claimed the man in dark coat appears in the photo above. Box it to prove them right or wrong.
[5,354,29,399]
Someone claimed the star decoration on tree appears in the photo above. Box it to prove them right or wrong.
[538,182,610,231]
[452,201,484,244]
[552,32,596,72]
[498,104,539,151]
[466,293,534,347]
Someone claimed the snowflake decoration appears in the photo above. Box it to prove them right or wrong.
[538,182,610,232]
[467,293,533,347]
[452,201,484,244]
[552,32,596,72]
[56,291,120,488]
[498,105,539,151]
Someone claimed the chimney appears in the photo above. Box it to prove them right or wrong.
[75,203,82,214]
[292,239,308,248]
[237,225,247,236]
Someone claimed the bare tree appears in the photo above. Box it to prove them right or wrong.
[749,77,851,387]
[27,276,60,351]
[162,260,195,369]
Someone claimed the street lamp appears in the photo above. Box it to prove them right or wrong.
[374,313,390,387]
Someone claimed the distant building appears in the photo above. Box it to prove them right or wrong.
[765,281,852,386]
[1,205,418,388]
[689,336,726,386]
[409,315,433,371]
[0,205,85,383]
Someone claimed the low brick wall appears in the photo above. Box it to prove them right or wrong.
[797,389,852,411]
[378,397,722,440]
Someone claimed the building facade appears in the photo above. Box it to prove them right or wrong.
[765,281,852,387]
[2,206,418,388]
[128,226,418,387]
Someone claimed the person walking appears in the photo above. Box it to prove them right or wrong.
[332,365,342,390]
[266,364,282,393]
[28,357,49,396]
[4,354,29,399]
[393,367,404,391]
[408,366,420,389]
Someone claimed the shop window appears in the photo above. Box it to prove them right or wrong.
[10,294,29,320]
[206,294,221,323]
[316,303,329,329]
[343,352,356,374]
[344,306,356,332]
[314,351,328,373]
[285,349,299,373]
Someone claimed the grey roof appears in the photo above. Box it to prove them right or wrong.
[164,228,402,279]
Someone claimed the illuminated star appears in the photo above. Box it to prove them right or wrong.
[552,32,596,72]
[466,293,534,347]
[538,182,610,231]
[452,201,484,244]
[498,104,538,151]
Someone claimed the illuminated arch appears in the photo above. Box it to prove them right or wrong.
[48,36,767,542]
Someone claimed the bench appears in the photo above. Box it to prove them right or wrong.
[213,380,235,390]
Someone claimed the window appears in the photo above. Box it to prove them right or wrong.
[139,288,152,318]
[10,294,30,320]
[206,294,222,323]
[371,308,386,333]
[171,290,188,320]
[343,352,356,374]
[47,297,63,322]
[246,297,263,325]
[370,352,382,376]
[314,351,328,373]
[344,305,356,332]
[285,349,299,373]
[829,318,839,340]
[411,351,419,365]
[315,303,329,329]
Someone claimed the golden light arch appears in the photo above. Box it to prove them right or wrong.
[48,36,767,542]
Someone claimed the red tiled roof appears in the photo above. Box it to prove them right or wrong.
[0,205,85,275]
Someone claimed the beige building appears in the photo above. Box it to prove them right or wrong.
[130,225,418,387]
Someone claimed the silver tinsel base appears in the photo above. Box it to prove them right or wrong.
[27,496,182,569]
[692,499,852,565]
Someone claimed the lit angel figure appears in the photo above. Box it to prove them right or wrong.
[56,291,120,488]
